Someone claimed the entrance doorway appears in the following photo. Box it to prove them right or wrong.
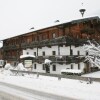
[45,64,50,73]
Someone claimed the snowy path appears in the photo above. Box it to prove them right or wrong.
[0,82,74,100]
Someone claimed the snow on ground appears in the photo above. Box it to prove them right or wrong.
[82,71,100,78]
[0,69,100,100]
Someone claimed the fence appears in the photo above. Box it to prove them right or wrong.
[10,69,100,82]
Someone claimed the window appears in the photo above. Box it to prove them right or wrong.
[26,52,29,55]
[52,51,56,55]
[70,49,73,55]
[42,51,45,56]
[34,64,36,69]
[52,33,56,38]
[52,65,56,71]
[78,63,80,69]
[77,51,80,55]
[42,64,45,70]
[34,52,36,56]
[71,64,73,69]
[86,51,89,55]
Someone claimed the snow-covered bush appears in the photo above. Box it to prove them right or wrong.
[4,63,13,70]
[16,63,27,71]
[0,63,13,75]
[61,69,82,76]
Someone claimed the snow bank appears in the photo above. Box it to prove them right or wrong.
[1,70,13,76]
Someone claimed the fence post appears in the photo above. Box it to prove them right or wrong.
[37,72,39,78]
[58,76,61,80]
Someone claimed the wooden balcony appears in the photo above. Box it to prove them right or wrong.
[21,41,38,49]
[3,45,20,51]
[81,28,95,34]
[3,36,88,51]
[3,56,18,60]
[36,55,85,64]
[37,36,88,47]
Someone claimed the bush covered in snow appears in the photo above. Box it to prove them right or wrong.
[4,63,13,70]
[0,63,13,75]
[15,63,27,71]
[61,69,82,76]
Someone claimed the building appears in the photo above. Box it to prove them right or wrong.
[0,48,3,60]
[2,16,100,74]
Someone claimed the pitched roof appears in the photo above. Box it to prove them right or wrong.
[3,16,100,41]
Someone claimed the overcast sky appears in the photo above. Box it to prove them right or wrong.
[0,0,100,40]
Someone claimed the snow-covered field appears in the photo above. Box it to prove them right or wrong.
[0,69,100,100]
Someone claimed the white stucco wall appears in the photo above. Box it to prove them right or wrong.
[50,62,85,74]
[23,48,37,56]
[23,45,86,56]
[71,46,86,55]
[32,63,45,73]
[31,62,85,74]
[22,45,86,74]
[38,46,58,56]
[60,46,70,55]
[50,64,71,74]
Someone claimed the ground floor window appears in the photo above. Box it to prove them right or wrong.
[42,51,45,56]
[42,64,45,70]
[52,51,56,55]
[52,65,56,71]
[34,64,36,69]
[34,52,36,56]
[78,63,80,69]
[71,64,73,69]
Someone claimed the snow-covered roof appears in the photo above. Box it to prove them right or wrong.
[20,55,35,59]
[2,16,99,41]
[61,69,82,74]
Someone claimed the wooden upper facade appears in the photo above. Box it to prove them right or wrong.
[2,16,100,62]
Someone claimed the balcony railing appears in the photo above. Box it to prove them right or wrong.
[21,41,38,49]
[3,56,18,60]
[36,55,85,64]
[3,45,20,50]
[3,36,88,50]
